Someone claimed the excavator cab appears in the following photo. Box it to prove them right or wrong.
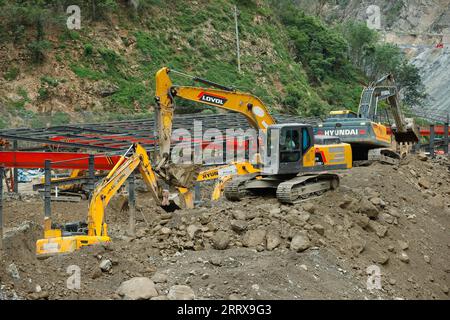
[264,124,314,175]
[328,110,358,119]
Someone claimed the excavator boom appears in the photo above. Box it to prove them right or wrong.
[155,67,276,139]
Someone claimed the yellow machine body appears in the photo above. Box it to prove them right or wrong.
[36,143,196,257]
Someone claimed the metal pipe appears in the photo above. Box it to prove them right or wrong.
[429,124,435,158]
[13,140,18,193]
[44,160,51,219]
[127,171,135,236]
[0,167,3,250]
[170,69,235,92]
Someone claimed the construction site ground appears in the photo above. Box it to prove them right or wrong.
[0,154,449,300]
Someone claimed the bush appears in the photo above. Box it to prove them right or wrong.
[38,87,49,101]
[28,40,51,64]
[70,64,104,80]
[40,76,59,87]
[4,67,19,81]
[51,111,70,126]
[84,43,94,56]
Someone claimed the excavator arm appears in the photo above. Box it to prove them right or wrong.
[197,161,260,200]
[88,143,163,237]
[155,67,273,200]
[155,68,276,155]
[358,74,419,143]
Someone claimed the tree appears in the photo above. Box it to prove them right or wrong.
[396,62,427,107]
[0,0,55,63]
[276,5,353,83]
[341,21,426,108]
[340,21,378,69]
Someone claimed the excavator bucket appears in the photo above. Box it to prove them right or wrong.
[392,118,420,143]
[163,163,202,188]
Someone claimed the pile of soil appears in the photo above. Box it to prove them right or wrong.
[0,154,449,300]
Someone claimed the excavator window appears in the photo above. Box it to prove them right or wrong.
[301,127,311,153]
[280,128,301,163]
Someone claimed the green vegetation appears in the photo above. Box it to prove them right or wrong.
[0,0,426,128]
[51,111,70,126]
[341,21,426,107]
[3,66,20,81]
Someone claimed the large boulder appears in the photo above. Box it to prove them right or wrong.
[212,231,230,250]
[355,197,379,219]
[265,230,281,251]
[290,232,311,252]
[116,277,158,300]
[167,285,195,300]
[243,229,266,247]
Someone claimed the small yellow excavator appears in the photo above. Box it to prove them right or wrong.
[155,67,352,203]
[36,143,198,257]
[197,161,260,200]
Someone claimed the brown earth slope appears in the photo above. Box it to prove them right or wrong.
[0,154,449,300]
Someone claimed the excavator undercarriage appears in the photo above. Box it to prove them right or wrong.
[224,172,339,204]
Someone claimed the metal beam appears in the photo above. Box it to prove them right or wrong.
[0,151,121,170]
[445,115,449,154]
[44,160,51,219]
[429,124,435,158]
[0,167,3,250]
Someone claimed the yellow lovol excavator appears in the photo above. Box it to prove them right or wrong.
[155,67,352,203]
[36,142,198,257]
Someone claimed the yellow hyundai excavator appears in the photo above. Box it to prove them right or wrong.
[317,74,419,163]
[155,67,352,203]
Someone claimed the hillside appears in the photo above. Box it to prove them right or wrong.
[0,0,366,129]
[294,0,450,120]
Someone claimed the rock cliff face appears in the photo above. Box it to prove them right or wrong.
[296,0,450,119]
[296,0,450,33]
[409,46,450,120]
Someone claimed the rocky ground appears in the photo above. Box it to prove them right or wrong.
[0,154,449,300]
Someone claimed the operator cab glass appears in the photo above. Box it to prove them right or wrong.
[329,110,358,119]
[264,124,313,175]
[280,127,301,163]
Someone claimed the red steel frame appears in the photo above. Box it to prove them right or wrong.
[0,151,120,170]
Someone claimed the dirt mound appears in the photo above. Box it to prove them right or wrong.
[2,221,42,260]
[0,154,449,299]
